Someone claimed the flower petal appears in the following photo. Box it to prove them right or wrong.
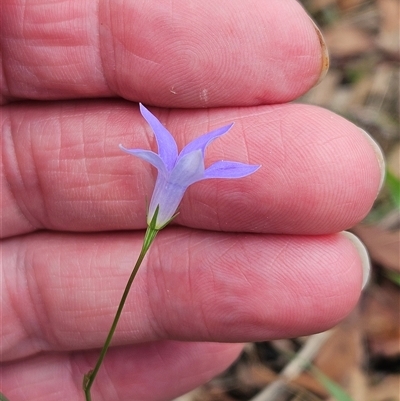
[119,145,167,176]
[139,103,178,170]
[179,123,234,159]
[148,174,187,229]
[170,150,205,186]
[204,161,261,179]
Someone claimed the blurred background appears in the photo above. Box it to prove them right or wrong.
[175,1,400,400]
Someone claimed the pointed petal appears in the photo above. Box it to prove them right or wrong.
[204,161,261,179]
[170,150,205,186]
[179,123,234,159]
[139,103,178,170]
[119,145,167,175]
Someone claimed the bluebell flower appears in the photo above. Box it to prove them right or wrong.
[84,112,261,397]
[120,104,260,229]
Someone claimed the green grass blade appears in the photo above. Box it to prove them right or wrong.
[385,169,400,208]
[384,269,400,286]
[311,368,355,401]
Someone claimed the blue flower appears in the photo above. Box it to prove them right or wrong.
[120,104,260,229]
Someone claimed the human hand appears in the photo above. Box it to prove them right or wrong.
[1,1,384,400]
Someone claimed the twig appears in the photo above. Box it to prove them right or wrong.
[248,330,333,401]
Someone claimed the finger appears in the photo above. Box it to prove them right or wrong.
[2,229,366,361]
[2,0,327,106]
[2,101,383,238]
[0,341,243,401]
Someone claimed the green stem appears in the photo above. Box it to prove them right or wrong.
[83,224,159,401]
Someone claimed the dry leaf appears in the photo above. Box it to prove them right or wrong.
[323,22,373,57]
[367,374,400,401]
[363,283,400,357]
[352,225,400,272]
[338,0,364,11]
[314,312,364,383]
[376,0,400,57]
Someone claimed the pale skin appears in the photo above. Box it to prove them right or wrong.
[1,1,384,400]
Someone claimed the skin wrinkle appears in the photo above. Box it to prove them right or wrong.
[166,343,226,386]
[1,117,24,234]
[233,247,257,290]
[197,107,224,231]
[80,121,92,197]
[3,0,108,101]
[213,241,262,335]
[96,0,116,98]
[63,105,131,224]
[174,232,212,338]
[102,0,123,97]
[147,232,220,340]
[189,241,214,340]
[1,245,26,359]
[276,118,288,168]
[144,236,175,340]
[69,353,91,396]
[25,241,63,353]
[2,111,41,235]
[19,243,54,356]
[195,114,257,229]
[299,239,345,296]
[29,111,63,230]
[121,36,162,68]
[236,115,252,167]
[26,245,53,352]
[185,233,196,319]
[2,240,46,361]
[0,48,11,103]
[100,360,121,401]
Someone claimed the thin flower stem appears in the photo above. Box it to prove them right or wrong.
[83,225,159,401]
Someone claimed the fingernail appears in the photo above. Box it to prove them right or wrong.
[358,128,386,192]
[309,18,330,85]
[341,231,371,289]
